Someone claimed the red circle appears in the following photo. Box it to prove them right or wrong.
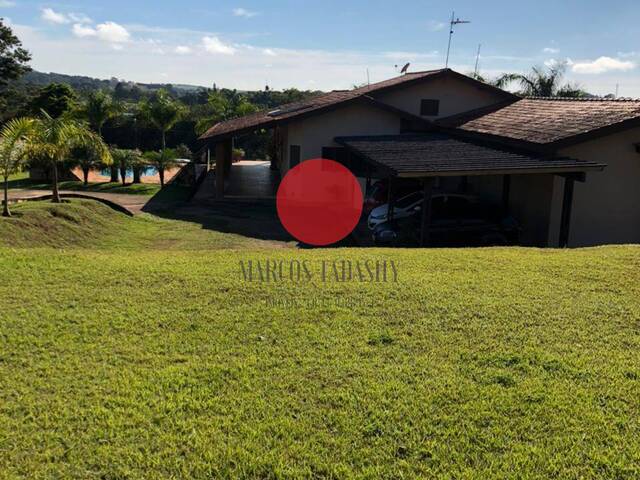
[277,159,363,246]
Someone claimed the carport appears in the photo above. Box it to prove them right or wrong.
[336,134,606,248]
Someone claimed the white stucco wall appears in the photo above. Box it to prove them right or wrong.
[373,75,506,119]
[283,102,402,174]
[557,128,640,247]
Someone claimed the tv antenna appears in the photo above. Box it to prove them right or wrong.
[474,44,482,76]
[400,63,411,74]
[445,11,471,68]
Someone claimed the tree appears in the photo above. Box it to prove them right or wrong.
[83,90,121,136]
[24,111,111,202]
[129,149,146,184]
[194,91,258,135]
[139,89,184,151]
[0,117,33,217]
[111,148,142,186]
[143,148,178,188]
[29,83,76,118]
[0,19,31,86]
[83,90,121,181]
[494,62,589,98]
[70,143,107,186]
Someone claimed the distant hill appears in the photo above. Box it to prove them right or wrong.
[22,71,208,94]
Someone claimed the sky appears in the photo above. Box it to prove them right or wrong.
[2,0,639,96]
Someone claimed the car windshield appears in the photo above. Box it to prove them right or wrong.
[395,191,422,209]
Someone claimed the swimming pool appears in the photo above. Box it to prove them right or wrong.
[100,167,159,178]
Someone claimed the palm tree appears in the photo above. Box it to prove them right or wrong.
[111,148,143,186]
[130,149,146,184]
[494,62,588,98]
[24,111,111,203]
[143,148,178,188]
[70,143,109,186]
[83,90,120,181]
[0,117,33,217]
[140,89,184,153]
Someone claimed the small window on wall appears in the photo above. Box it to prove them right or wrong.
[289,145,301,168]
[420,99,440,116]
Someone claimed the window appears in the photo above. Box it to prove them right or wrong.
[420,99,440,116]
[289,145,301,168]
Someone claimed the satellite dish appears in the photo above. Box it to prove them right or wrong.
[400,63,410,74]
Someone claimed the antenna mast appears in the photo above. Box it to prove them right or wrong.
[474,44,482,76]
[445,11,471,68]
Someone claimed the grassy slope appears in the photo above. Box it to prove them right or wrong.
[0,202,639,479]
[0,200,285,250]
[8,175,162,196]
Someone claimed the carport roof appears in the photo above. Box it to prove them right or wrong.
[335,134,606,177]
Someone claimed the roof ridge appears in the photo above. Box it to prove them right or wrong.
[525,96,640,102]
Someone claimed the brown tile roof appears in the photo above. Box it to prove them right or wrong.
[199,69,515,141]
[336,134,605,177]
[453,98,640,147]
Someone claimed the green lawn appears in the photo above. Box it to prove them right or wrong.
[1,201,639,479]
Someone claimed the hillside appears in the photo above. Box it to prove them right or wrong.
[22,70,208,94]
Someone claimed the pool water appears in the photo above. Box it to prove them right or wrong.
[100,167,159,178]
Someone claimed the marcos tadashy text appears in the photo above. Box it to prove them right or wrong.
[239,259,399,283]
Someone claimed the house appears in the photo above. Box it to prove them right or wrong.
[199,68,640,248]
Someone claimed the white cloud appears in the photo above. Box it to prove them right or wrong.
[41,7,69,24]
[0,1,16,7]
[202,36,236,55]
[72,21,130,44]
[96,22,130,43]
[72,23,96,38]
[543,47,559,54]
[233,8,258,18]
[572,56,635,74]
[618,51,637,58]
[175,45,192,55]
[263,48,276,57]
[68,13,92,24]
[427,20,445,32]
[42,8,91,26]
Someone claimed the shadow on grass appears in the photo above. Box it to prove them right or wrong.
[144,195,358,247]
[144,196,294,242]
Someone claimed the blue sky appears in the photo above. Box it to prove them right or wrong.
[3,0,639,96]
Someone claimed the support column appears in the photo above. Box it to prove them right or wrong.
[559,177,575,248]
[224,138,233,176]
[502,174,511,215]
[215,138,231,199]
[420,177,435,247]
